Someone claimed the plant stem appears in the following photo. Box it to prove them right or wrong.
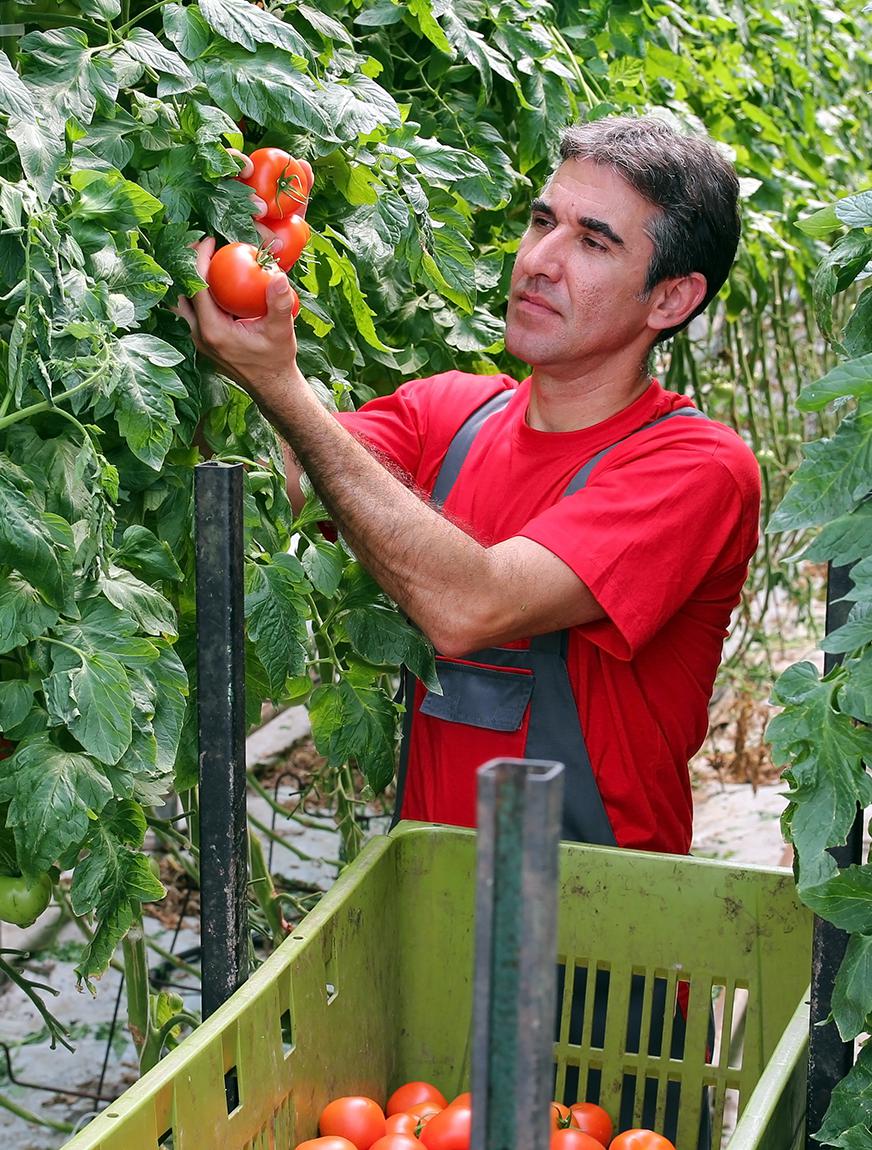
[121,908,150,1064]
[0,1090,75,1134]
[0,371,103,433]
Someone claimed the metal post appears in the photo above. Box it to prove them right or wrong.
[195,462,249,1019]
[806,560,863,1146]
[472,758,565,1150]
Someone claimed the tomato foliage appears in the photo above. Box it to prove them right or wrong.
[766,187,872,1145]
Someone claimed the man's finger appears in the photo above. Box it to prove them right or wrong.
[193,236,217,282]
[228,147,254,179]
[171,296,199,337]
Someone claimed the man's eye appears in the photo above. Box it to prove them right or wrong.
[582,236,606,251]
[531,215,552,228]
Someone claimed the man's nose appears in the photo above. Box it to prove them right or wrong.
[518,229,564,281]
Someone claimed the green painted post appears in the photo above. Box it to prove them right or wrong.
[472,758,564,1150]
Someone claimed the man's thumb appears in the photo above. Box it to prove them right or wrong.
[268,273,292,310]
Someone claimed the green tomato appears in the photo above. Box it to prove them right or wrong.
[0,872,52,928]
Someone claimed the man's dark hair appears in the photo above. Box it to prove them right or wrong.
[559,115,741,341]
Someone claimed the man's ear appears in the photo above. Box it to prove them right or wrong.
[646,272,708,335]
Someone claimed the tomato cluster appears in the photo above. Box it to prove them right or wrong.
[291,1083,675,1150]
[207,148,313,319]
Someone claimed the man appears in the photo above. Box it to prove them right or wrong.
[178,114,761,855]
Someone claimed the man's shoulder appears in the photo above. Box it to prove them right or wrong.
[646,393,760,479]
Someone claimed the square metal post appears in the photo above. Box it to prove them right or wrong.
[472,758,565,1150]
[194,461,249,1019]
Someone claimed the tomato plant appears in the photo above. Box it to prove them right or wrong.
[551,1131,606,1150]
[550,1103,573,1130]
[568,1103,612,1146]
[0,871,52,927]
[319,1097,386,1150]
[609,1132,675,1150]
[241,148,311,219]
[418,1101,471,1150]
[387,1081,448,1116]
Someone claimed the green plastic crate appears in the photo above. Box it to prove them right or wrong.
[60,823,813,1150]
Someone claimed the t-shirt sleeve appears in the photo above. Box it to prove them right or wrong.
[518,442,760,659]
[335,379,432,480]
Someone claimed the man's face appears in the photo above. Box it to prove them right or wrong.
[505,159,663,373]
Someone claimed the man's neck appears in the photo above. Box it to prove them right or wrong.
[526,363,653,433]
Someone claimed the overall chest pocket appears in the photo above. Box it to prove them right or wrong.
[420,656,534,732]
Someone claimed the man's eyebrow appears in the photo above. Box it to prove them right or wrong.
[529,198,625,248]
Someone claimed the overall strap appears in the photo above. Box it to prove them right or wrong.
[563,406,709,497]
[430,389,514,508]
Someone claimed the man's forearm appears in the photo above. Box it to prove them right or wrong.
[263,372,498,654]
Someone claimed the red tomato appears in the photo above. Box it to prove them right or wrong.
[266,214,311,272]
[319,1097,386,1150]
[241,147,310,219]
[385,1115,419,1137]
[207,242,283,319]
[447,1093,470,1109]
[610,1133,675,1150]
[568,1104,612,1146]
[369,1137,420,1150]
[387,1082,448,1116]
[550,1103,573,1131]
[551,1131,605,1150]
[297,1139,358,1150]
[418,1103,471,1150]
[405,1103,442,1126]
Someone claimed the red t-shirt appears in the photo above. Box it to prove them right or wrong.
[338,371,761,853]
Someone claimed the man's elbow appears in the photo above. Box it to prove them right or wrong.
[426,604,503,659]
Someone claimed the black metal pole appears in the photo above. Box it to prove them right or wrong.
[806,560,863,1146]
[195,462,249,1020]
[472,758,565,1150]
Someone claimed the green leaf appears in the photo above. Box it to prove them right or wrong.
[798,354,872,410]
[5,118,65,203]
[312,230,396,352]
[150,643,188,771]
[71,823,163,919]
[309,679,398,794]
[399,136,489,183]
[71,169,165,231]
[44,649,134,766]
[89,243,172,324]
[301,538,344,597]
[295,3,353,45]
[100,566,178,637]
[795,203,840,238]
[835,190,872,229]
[115,526,184,583]
[244,560,309,697]
[0,680,35,732]
[107,334,187,469]
[122,28,194,80]
[802,863,872,935]
[767,662,872,869]
[198,46,333,142]
[19,28,118,125]
[0,738,113,874]
[151,222,206,299]
[345,606,440,693]
[766,410,872,533]
[403,0,453,53]
[0,50,36,120]
[75,899,135,990]
[840,652,872,725]
[0,464,68,608]
[321,73,401,141]
[800,503,872,566]
[163,3,212,60]
[821,602,872,654]
[832,933,872,1042]
[845,287,872,360]
[0,572,60,655]
[199,0,310,59]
